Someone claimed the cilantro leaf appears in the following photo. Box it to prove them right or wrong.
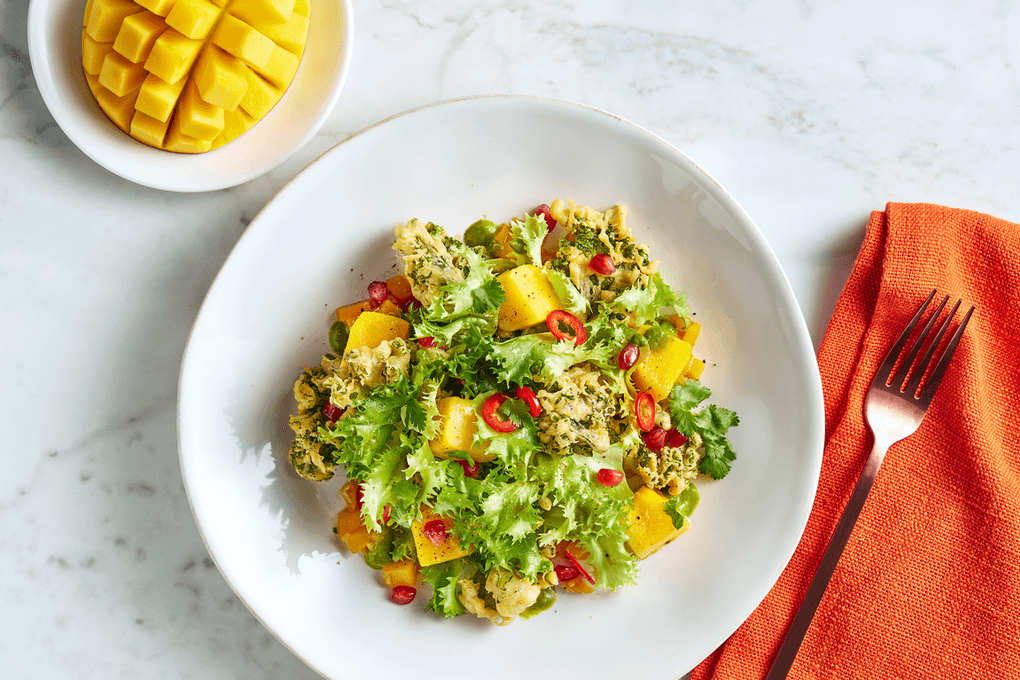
[471,278,506,314]
[694,404,739,479]
[668,379,712,437]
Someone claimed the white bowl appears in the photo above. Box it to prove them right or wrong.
[178,96,825,679]
[26,0,352,192]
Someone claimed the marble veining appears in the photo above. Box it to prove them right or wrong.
[3,0,1020,677]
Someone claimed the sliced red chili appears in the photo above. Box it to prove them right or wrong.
[618,343,639,370]
[422,519,448,546]
[634,391,656,432]
[382,505,391,523]
[481,393,519,432]
[597,468,624,487]
[534,203,557,230]
[645,426,667,451]
[321,399,342,423]
[554,563,580,582]
[455,457,479,478]
[665,428,689,448]
[588,253,616,276]
[546,310,587,346]
[389,585,417,605]
[367,280,389,305]
[563,548,596,586]
[514,386,541,418]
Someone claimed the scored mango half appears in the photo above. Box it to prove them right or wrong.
[81,0,310,153]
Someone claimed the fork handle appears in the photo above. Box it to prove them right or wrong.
[764,440,888,680]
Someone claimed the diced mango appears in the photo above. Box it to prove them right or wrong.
[492,223,514,259]
[497,264,565,332]
[374,298,402,317]
[345,311,410,351]
[112,11,166,63]
[682,321,701,346]
[385,275,413,305]
[627,486,689,559]
[98,50,147,96]
[430,397,494,462]
[382,560,419,589]
[336,508,374,554]
[686,357,705,380]
[334,300,373,327]
[213,13,275,68]
[411,509,472,567]
[177,80,224,140]
[83,0,308,152]
[632,336,694,403]
[135,71,186,122]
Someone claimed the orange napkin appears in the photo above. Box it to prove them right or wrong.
[692,203,1020,679]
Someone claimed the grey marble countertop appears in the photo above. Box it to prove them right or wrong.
[3,1,1019,678]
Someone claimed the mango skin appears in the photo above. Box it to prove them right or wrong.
[345,311,409,352]
[81,0,309,153]
[429,396,494,463]
[497,265,565,332]
[632,336,694,403]
[626,486,689,559]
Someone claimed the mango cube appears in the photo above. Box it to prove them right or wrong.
[345,311,410,352]
[632,336,693,403]
[82,0,308,152]
[382,560,419,589]
[497,264,565,332]
[686,357,705,380]
[411,510,472,567]
[430,397,494,462]
[112,11,166,63]
[627,486,689,559]
[334,300,373,327]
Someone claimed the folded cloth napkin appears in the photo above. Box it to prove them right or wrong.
[692,203,1020,679]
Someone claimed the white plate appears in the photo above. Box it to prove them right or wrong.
[178,95,824,679]
[27,0,352,192]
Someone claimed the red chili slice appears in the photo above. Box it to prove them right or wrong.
[554,563,580,582]
[563,548,596,586]
[367,281,389,305]
[534,204,557,230]
[422,519,448,546]
[546,310,587,346]
[354,483,364,510]
[389,585,417,605]
[481,393,519,433]
[382,505,391,523]
[514,386,541,418]
[588,253,616,276]
[321,399,342,423]
[665,428,689,448]
[634,391,656,432]
[645,426,667,451]
[617,343,639,370]
[597,468,624,487]
[455,457,479,478]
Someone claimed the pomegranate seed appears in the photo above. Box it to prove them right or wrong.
[588,253,616,276]
[666,429,688,448]
[422,519,448,546]
[354,484,364,510]
[389,585,417,605]
[618,344,639,371]
[645,427,667,451]
[563,548,596,585]
[455,457,479,478]
[554,563,580,582]
[367,281,388,305]
[534,204,557,230]
[418,336,435,348]
[597,468,624,487]
[321,399,342,422]
[382,505,391,523]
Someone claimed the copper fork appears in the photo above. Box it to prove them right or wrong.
[766,290,975,679]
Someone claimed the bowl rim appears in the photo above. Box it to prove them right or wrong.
[26,0,353,192]
[177,93,826,678]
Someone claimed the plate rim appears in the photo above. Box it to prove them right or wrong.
[177,93,826,677]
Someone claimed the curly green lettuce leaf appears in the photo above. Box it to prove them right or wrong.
[508,214,547,266]
[422,559,467,619]
[613,272,691,325]
[545,269,588,317]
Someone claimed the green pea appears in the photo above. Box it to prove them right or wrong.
[328,321,350,355]
[464,219,498,247]
[520,586,556,619]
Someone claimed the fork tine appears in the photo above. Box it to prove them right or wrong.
[917,303,975,405]
[904,298,959,397]
[895,294,950,388]
[874,289,937,386]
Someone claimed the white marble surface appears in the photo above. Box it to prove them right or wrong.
[2,1,1019,678]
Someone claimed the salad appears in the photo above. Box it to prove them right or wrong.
[287,199,739,625]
